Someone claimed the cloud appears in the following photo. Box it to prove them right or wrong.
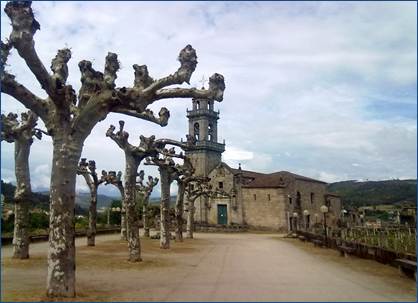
[1,1,416,193]
[223,146,254,161]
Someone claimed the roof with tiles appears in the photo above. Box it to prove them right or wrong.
[219,163,327,188]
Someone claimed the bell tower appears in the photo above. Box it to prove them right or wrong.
[185,96,225,177]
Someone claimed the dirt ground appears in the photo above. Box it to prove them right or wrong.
[1,232,416,302]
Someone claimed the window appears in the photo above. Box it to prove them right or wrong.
[189,184,194,191]
[267,194,271,201]
[296,191,301,207]
[196,101,200,109]
[310,192,314,204]
[194,122,200,140]
[218,182,223,189]
[253,194,257,201]
[208,123,213,141]
[289,197,292,204]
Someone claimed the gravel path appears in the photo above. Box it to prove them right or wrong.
[1,232,416,301]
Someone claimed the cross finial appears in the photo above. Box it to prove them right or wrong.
[199,75,208,89]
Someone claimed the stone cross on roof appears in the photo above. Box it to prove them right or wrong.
[198,75,208,89]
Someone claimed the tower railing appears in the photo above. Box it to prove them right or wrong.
[186,108,220,118]
[187,140,225,152]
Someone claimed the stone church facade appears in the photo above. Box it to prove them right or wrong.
[184,96,341,232]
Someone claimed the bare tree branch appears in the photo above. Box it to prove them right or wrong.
[143,44,197,93]
[104,52,119,89]
[1,72,48,119]
[1,110,40,142]
[112,107,170,127]
[4,1,55,98]
[51,48,71,89]
[105,121,130,150]
[154,73,225,102]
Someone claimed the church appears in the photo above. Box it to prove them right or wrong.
[184,96,341,232]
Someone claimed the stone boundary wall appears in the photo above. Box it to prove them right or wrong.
[1,227,121,245]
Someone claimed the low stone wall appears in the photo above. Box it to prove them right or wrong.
[194,223,248,233]
[1,227,121,245]
[296,230,416,264]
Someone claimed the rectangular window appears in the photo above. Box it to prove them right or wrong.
[253,194,257,201]
[289,197,292,204]
[310,192,314,204]
[218,182,224,189]
[268,194,271,201]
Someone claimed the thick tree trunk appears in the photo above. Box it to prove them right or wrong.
[120,206,127,240]
[143,201,150,237]
[159,168,171,249]
[175,183,185,242]
[87,190,97,246]
[117,186,127,240]
[46,136,82,298]
[12,139,31,259]
[125,156,141,262]
[186,201,195,239]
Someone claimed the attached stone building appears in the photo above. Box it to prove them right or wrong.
[184,96,341,232]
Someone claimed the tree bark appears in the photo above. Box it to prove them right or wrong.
[124,156,141,262]
[175,182,185,242]
[87,189,97,246]
[121,205,127,241]
[12,138,32,259]
[46,135,82,298]
[159,168,171,249]
[143,202,150,237]
[186,200,195,239]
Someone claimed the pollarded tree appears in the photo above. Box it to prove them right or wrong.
[145,147,188,249]
[1,2,224,296]
[100,170,126,239]
[76,158,104,246]
[172,157,196,242]
[106,121,164,261]
[136,170,159,238]
[0,111,42,259]
[185,178,213,239]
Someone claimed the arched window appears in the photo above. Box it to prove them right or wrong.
[194,122,200,140]
[196,101,200,110]
[208,123,213,141]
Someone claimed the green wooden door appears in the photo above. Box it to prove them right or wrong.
[217,204,227,225]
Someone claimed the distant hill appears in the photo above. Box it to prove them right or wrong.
[1,180,115,214]
[1,180,49,210]
[75,192,116,209]
[327,179,417,208]
[149,196,177,206]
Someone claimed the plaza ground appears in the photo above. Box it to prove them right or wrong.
[1,232,416,302]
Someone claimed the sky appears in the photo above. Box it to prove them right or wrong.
[1,1,416,198]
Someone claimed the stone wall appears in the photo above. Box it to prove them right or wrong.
[241,187,288,231]
[284,179,341,229]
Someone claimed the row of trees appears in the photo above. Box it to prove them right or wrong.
[0,1,225,297]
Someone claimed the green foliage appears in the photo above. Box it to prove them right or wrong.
[75,216,88,229]
[1,180,15,203]
[1,214,14,233]
[108,199,122,225]
[30,212,49,230]
[327,179,417,208]
[97,211,108,225]
[341,227,416,254]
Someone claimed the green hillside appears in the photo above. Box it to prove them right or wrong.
[327,179,417,208]
[1,180,49,210]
